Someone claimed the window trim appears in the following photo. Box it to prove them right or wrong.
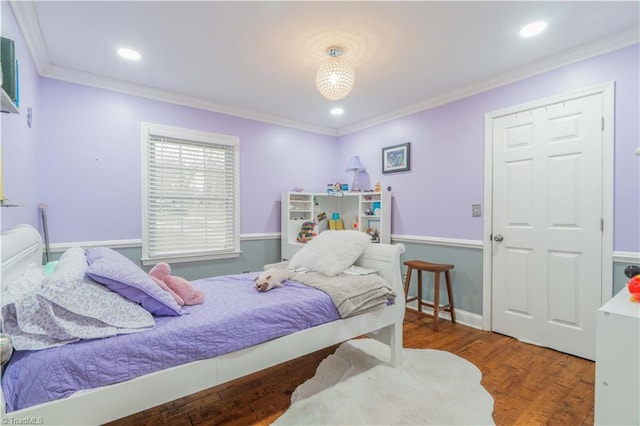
[141,122,240,265]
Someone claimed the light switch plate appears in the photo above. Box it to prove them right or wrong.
[472,204,481,217]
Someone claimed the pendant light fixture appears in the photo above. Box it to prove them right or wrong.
[315,46,355,101]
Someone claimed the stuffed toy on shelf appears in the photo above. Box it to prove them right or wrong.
[297,220,316,243]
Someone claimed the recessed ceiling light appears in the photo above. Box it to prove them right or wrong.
[117,48,141,61]
[519,21,547,38]
[330,107,344,116]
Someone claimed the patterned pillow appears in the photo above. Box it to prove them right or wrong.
[2,247,155,350]
[86,247,183,316]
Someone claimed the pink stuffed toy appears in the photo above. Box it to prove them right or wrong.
[149,263,205,306]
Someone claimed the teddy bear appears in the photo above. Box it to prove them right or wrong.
[296,220,316,243]
[149,262,205,306]
[254,268,288,292]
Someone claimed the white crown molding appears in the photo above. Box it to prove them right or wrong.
[9,0,639,138]
[41,65,338,136]
[392,234,483,249]
[8,0,49,75]
[337,26,640,136]
[8,1,336,137]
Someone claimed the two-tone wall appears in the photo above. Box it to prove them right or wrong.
[337,44,639,325]
[2,2,638,324]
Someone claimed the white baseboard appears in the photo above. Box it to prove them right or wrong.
[405,300,484,330]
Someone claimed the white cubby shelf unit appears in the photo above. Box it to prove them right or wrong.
[281,190,391,260]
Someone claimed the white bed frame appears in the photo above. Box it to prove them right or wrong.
[0,224,405,425]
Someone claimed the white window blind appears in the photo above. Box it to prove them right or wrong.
[141,123,240,264]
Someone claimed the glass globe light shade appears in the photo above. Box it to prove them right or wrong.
[315,56,355,101]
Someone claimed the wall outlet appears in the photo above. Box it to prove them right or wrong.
[472,204,481,217]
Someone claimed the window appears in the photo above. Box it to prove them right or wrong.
[141,122,240,265]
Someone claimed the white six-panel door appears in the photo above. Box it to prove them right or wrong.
[490,90,606,360]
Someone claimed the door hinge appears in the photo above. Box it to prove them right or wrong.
[600,218,604,232]
[601,116,604,131]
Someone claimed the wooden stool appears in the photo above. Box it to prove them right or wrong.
[403,260,455,331]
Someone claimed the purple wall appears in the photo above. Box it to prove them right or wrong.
[1,0,42,231]
[1,0,337,241]
[339,44,640,252]
[2,0,638,253]
[35,80,337,242]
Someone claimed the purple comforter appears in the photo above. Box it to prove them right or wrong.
[2,273,340,412]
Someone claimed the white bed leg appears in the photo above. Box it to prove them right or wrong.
[369,322,403,367]
[389,322,403,367]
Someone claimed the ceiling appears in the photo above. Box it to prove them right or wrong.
[8,1,640,135]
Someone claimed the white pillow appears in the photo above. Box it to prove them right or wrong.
[289,230,371,276]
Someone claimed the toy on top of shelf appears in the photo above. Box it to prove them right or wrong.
[296,220,316,243]
[625,265,640,278]
[628,276,640,302]
[326,181,346,197]
[375,182,381,192]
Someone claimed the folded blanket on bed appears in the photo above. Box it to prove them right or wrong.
[1,247,155,350]
[265,261,395,318]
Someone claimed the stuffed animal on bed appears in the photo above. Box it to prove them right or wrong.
[149,262,205,305]
[254,268,288,292]
[296,220,316,243]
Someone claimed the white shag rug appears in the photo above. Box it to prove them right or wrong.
[273,338,495,425]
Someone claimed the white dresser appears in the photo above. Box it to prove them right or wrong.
[595,287,640,425]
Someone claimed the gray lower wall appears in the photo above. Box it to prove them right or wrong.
[49,238,282,281]
[50,236,637,315]
[398,241,484,315]
[396,240,638,316]
[613,261,638,295]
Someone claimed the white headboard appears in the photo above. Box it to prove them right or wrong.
[1,224,43,292]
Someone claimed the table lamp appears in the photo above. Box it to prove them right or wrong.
[345,156,366,192]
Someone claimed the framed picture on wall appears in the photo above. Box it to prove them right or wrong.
[382,142,410,174]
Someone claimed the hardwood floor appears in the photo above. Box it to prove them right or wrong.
[109,310,595,425]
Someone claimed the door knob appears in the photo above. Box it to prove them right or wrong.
[493,234,504,242]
